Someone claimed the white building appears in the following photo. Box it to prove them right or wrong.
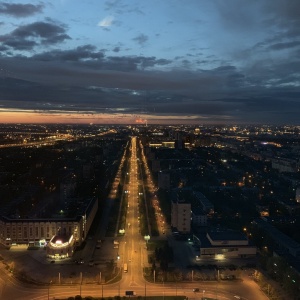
[171,190,191,234]
[196,230,256,259]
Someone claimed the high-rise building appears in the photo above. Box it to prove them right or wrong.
[171,189,191,234]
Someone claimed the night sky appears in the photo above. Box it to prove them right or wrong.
[0,0,300,124]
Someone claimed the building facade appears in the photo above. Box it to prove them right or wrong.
[171,190,191,234]
[0,198,98,252]
[195,230,257,259]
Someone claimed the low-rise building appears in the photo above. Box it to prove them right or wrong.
[0,197,98,253]
[195,230,256,259]
[191,207,207,227]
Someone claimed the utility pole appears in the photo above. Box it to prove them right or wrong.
[48,280,52,300]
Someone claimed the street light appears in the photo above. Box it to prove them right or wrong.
[48,280,52,300]
[80,272,83,297]
[117,253,121,296]
[144,235,150,244]
[202,289,205,299]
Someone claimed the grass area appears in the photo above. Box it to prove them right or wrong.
[138,158,159,237]
[138,184,149,236]
[146,240,168,251]
[106,203,118,237]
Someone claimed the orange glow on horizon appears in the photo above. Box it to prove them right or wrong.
[0,111,208,124]
[0,111,135,124]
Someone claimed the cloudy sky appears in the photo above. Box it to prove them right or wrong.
[0,0,300,124]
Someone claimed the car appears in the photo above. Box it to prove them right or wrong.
[89,260,94,266]
[193,288,199,292]
[50,260,55,264]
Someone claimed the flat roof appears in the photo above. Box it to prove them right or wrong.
[208,231,247,241]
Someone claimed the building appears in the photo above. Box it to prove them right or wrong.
[171,189,191,234]
[253,218,300,258]
[191,207,207,227]
[193,191,214,215]
[46,234,75,259]
[296,187,300,203]
[272,158,298,173]
[195,230,256,259]
[0,198,98,253]
[158,171,170,190]
[151,159,161,172]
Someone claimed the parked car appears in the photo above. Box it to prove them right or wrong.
[89,260,94,266]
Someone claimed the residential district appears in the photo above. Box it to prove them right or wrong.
[0,123,299,300]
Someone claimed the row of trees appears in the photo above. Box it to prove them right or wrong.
[258,256,300,299]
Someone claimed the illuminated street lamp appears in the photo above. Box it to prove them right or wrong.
[48,280,52,300]
[144,235,150,243]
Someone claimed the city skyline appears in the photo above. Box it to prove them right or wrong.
[0,0,300,124]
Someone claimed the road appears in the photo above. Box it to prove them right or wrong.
[119,136,148,288]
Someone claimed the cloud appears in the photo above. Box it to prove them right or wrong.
[113,46,121,52]
[0,2,44,17]
[104,0,123,11]
[268,40,300,51]
[0,20,71,51]
[212,65,237,73]
[98,16,114,27]
[132,34,148,46]
[31,45,104,62]
[23,46,172,72]
[1,54,300,125]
